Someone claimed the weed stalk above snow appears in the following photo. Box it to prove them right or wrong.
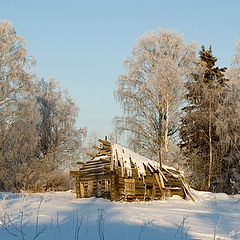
[97,208,106,240]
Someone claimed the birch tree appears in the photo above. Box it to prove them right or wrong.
[115,29,197,165]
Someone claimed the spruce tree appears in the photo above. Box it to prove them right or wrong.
[179,45,228,191]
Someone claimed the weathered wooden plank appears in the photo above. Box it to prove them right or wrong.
[80,164,110,172]
[76,161,86,165]
[97,151,111,156]
[69,171,79,177]
[79,171,112,178]
[86,152,96,158]
[79,171,111,177]
[180,176,195,201]
[80,167,111,174]
[84,159,111,165]
[93,145,101,151]
[81,164,110,170]
[154,173,163,193]
[98,138,111,146]
[79,174,111,180]
[83,163,110,169]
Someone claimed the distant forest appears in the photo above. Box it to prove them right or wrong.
[0,21,239,194]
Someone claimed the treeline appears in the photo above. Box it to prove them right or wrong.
[1,20,239,194]
[114,29,240,194]
[0,21,85,192]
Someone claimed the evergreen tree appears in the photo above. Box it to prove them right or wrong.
[179,45,228,191]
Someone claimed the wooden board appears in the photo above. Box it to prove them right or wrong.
[80,183,84,197]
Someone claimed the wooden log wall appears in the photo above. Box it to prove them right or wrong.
[71,137,191,201]
[111,166,186,201]
[77,157,112,199]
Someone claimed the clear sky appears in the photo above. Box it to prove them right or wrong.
[1,0,239,138]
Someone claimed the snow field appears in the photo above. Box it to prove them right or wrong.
[0,191,240,240]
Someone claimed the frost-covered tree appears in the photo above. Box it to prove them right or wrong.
[0,20,38,191]
[179,45,239,192]
[36,78,86,172]
[115,29,197,165]
[215,41,240,193]
[0,20,35,107]
[0,21,86,192]
[10,78,86,192]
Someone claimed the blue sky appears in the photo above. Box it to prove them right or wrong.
[1,0,239,138]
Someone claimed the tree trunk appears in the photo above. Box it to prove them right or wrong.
[158,103,163,169]
[158,148,162,169]
[164,98,170,164]
[208,101,213,190]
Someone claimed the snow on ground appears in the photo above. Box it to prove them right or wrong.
[0,191,240,240]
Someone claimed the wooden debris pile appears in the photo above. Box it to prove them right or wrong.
[86,137,111,160]
[70,137,195,201]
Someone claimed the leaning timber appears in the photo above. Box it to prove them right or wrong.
[70,137,195,201]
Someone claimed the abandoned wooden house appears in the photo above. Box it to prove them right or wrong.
[70,138,194,201]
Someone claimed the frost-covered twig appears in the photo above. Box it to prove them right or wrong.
[35,196,43,237]
[32,196,47,240]
[85,213,89,235]
[19,193,31,240]
[74,211,83,240]
[19,203,25,240]
[0,194,47,240]
[138,219,154,240]
[0,219,18,237]
[213,217,221,240]
[50,218,53,230]
[96,209,106,240]
[0,194,27,239]
[7,214,23,235]
[173,215,189,240]
[32,226,47,240]
[56,211,62,240]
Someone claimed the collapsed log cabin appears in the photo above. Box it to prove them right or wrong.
[70,138,194,201]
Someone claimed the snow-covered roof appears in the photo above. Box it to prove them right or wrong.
[111,143,178,178]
